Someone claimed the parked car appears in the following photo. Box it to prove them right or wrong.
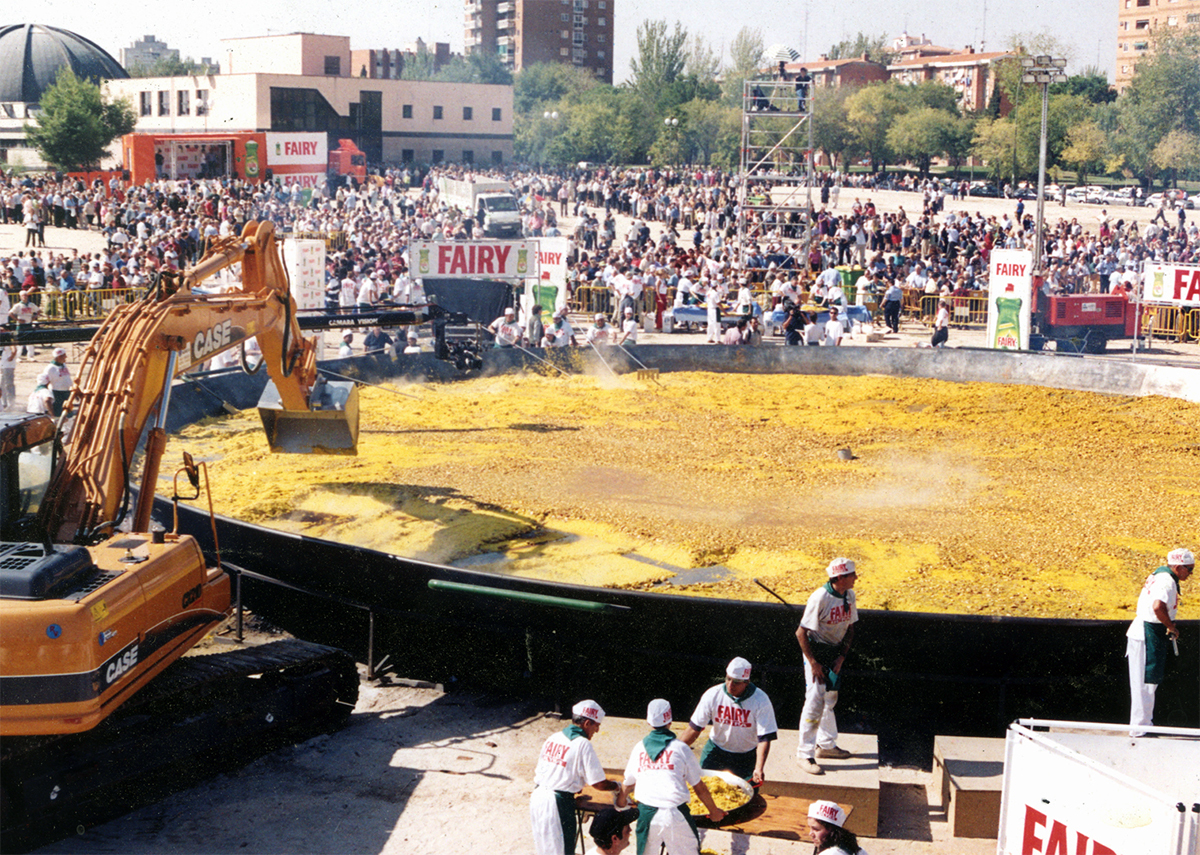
[1101,187,1136,206]
[968,181,1001,197]
[1145,189,1194,210]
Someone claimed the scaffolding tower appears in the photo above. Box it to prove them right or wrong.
[737,77,815,278]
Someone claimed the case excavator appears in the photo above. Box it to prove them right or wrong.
[0,221,361,847]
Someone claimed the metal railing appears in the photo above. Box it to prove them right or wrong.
[1142,304,1200,342]
[12,287,150,322]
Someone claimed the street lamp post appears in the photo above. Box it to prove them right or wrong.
[540,110,559,167]
[1020,54,1066,277]
[663,117,680,166]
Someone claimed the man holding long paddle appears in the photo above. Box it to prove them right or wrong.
[794,558,860,775]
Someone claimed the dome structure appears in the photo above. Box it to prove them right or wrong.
[0,23,129,105]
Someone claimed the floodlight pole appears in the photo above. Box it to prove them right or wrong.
[1021,55,1066,277]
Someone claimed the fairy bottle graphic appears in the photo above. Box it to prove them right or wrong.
[993,283,1022,350]
[244,140,259,179]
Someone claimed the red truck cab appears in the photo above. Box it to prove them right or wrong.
[328,139,367,183]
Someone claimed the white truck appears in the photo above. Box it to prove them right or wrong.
[438,177,523,238]
[998,720,1199,855]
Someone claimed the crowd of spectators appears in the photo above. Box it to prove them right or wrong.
[1,163,1197,362]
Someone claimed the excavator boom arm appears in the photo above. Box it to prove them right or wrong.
[37,221,356,544]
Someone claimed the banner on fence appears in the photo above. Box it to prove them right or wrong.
[987,249,1033,350]
[1142,263,1200,307]
[411,241,539,281]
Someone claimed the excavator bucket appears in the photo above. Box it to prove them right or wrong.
[257,378,359,454]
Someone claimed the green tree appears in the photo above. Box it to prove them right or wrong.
[886,108,962,175]
[1060,120,1109,184]
[943,115,977,173]
[722,26,765,105]
[898,81,961,113]
[1150,129,1200,187]
[513,63,599,114]
[810,86,856,170]
[629,19,688,103]
[680,98,740,167]
[126,55,214,77]
[25,67,135,171]
[649,115,688,166]
[971,117,1018,180]
[685,34,722,81]
[826,32,896,65]
[846,83,908,171]
[400,44,439,80]
[1113,25,1200,188]
[1050,70,1116,105]
[466,51,514,85]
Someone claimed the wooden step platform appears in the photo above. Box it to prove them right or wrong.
[589,717,879,838]
[931,735,1005,839]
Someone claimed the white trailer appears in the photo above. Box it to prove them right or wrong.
[438,177,523,238]
[998,720,1199,855]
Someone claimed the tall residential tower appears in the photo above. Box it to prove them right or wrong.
[465,0,613,84]
[1116,0,1199,90]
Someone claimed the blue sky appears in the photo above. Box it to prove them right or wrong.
[37,0,1116,82]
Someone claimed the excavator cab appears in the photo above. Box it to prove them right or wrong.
[0,414,57,544]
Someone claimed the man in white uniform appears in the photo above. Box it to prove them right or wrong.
[618,306,638,346]
[1126,548,1193,737]
[680,657,778,855]
[795,558,859,774]
[489,307,522,347]
[618,699,725,855]
[531,700,617,855]
[586,313,615,346]
[44,347,72,416]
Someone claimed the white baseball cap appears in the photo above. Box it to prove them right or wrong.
[53,347,67,358]
[1168,548,1195,566]
[808,800,847,828]
[342,330,353,339]
[826,557,857,578]
[646,699,672,728]
[726,657,752,681]
[572,699,605,724]
[624,306,633,315]
[595,313,605,322]
[504,307,515,315]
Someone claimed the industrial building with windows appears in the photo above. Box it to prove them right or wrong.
[104,32,514,171]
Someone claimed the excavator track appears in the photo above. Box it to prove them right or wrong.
[1,638,359,852]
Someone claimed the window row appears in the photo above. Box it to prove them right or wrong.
[139,90,210,117]
[561,30,606,42]
[560,48,605,60]
[402,105,504,121]
[400,149,505,165]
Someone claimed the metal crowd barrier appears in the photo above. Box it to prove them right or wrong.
[569,284,614,317]
[288,230,348,251]
[1142,304,1200,342]
[13,287,150,322]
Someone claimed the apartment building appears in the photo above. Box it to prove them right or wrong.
[1116,0,1200,90]
[465,0,613,84]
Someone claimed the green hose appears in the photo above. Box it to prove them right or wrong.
[428,579,630,614]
